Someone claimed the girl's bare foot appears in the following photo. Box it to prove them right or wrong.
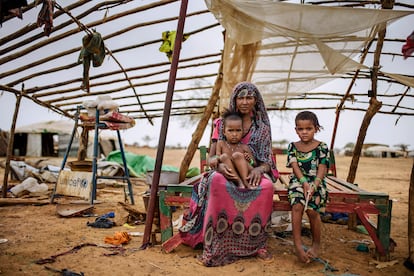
[295,246,310,263]
[306,245,319,260]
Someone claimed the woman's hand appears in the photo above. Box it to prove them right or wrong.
[244,152,255,166]
[247,167,263,187]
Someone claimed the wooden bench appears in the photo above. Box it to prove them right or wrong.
[158,146,393,260]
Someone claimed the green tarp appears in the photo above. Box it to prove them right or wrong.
[106,150,199,178]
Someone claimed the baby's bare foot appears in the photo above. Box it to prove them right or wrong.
[244,183,253,189]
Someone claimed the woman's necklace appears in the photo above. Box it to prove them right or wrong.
[225,141,240,153]
[243,126,251,135]
[243,121,252,135]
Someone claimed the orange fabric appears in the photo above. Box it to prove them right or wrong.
[104,232,131,245]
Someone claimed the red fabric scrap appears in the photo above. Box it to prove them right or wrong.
[402,31,414,59]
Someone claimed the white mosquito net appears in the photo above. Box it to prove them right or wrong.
[205,0,414,109]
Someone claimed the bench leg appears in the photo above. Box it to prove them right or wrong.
[347,213,358,230]
[159,190,173,243]
[355,207,385,255]
[355,205,391,261]
[377,199,392,261]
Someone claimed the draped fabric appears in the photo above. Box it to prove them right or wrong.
[205,0,414,107]
[179,172,274,266]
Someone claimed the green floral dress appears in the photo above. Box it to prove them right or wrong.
[286,141,329,213]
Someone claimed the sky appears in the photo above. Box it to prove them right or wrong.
[1,0,413,152]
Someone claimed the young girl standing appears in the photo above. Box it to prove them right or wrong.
[286,111,329,263]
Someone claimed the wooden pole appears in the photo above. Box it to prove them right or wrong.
[178,57,224,182]
[347,0,393,183]
[346,98,382,183]
[329,39,374,151]
[2,90,23,198]
[405,159,414,270]
[77,127,89,161]
[141,0,188,249]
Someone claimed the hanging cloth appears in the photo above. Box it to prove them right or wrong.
[159,30,189,62]
[37,0,54,36]
[78,31,106,92]
[0,0,27,26]
[402,31,414,59]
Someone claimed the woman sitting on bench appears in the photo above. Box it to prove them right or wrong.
[179,82,278,266]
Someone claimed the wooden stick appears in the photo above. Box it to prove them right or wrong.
[2,88,23,198]
[0,198,50,206]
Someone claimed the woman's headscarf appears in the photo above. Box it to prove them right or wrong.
[224,82,276,172]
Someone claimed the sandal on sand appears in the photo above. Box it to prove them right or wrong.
[256,248,273,262]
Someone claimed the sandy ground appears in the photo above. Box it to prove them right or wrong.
[0,146,413,276]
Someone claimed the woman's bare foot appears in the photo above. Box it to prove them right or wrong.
[256,248,273,262]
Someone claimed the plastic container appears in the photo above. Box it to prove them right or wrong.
[146,171,179,187]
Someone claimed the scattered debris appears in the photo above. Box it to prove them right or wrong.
[104,232,131,245]
[10,177,48,197]
[35,243,125,265]
[44,266,84,276]
[56,203,94,218]
[0,198,49,206]
[87,217,115,228]
[118,201,146,225]
[369,259,399,269]
[128,232,144,237]
[404,258,414,271]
